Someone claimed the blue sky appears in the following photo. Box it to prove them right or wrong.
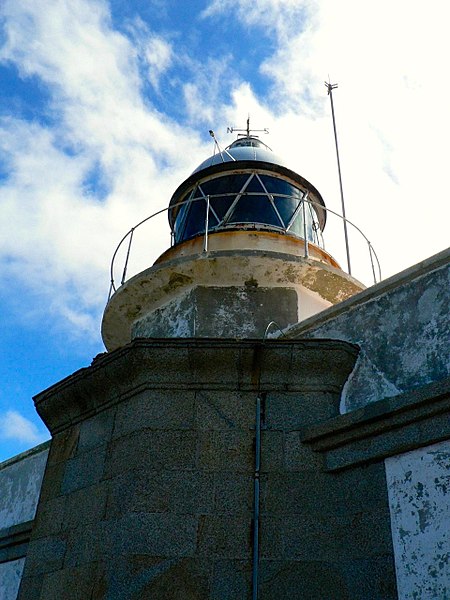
[0,0,449,461]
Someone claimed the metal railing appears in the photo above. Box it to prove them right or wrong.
[108,196,381,301]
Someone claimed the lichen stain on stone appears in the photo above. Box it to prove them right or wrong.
[301,269,361,303]
[162,272,193,294]
[125,304,142,320]
[244,277,258,288]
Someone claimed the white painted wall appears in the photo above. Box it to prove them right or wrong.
[385,440,450,600]
[0,444,49,530]
[0,444,49,600]
[0,559,25,600]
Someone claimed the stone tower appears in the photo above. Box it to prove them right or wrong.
[17,133,401,599]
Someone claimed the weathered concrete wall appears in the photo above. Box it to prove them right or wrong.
[0,443,49,600]
[385,439,450,600]
[0,558,25,600]
[103,249,363,350]
[0,443,49,530]
[18,339,397,599]
[132,286,299,338]
[287,249,450,412]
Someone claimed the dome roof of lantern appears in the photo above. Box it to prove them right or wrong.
[191,136,292,175]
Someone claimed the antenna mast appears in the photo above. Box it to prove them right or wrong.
[325,81,351,275]
[227,115,269,138]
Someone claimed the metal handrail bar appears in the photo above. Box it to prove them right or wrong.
[305,197,382,282]
[108,196,382,300]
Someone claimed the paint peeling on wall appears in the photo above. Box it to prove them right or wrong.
[0,446,49,529]
[289,254,449,412]
[0,558,25,600]
[385,440,450,600]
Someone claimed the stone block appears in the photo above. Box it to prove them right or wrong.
[138,557,212,600]
[259,517,284,559]
[267,391,340,430]
[22,536,67,576]
[37,462,65,503]
[106,470,214,517]
[105,430,197,477]
[198,431,253,472]
[17,575,44,600]
[47,427,79,466]
[195,390,255,430]
[31,496,66,539]
[260,431,284,472]
[63,482,108,530]
[61,446,106,494]
[39,562,101,600]
[211,560,251,600]
[259,559,349,600]
[258,345,294,388]
[197,515,252,559]
[213,473,253,514]
[340,556,398,600]
[261,470,387,518]
[99,556,212,600]
[188,345,242,389]
[65,514,198,568]
[113,390,195,438]
[78,409,115,452]
[284,431,323,472]
[281,511,393,561]
[128,344,192,388]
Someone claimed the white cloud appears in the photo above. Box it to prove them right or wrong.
[144,36,173,90]
[201,0,450,280]
[0,410,48,444]
[0,0,210,338]
[0,0,448,346]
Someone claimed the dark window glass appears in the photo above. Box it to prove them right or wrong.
[210,195,235,221]
[273,196,302,227]
[173,173,317,244]
[243,175,264,193]
[200,174,249,196]
[260,175,302,198]
[182,198,207,240]
[288,213,304,238]
[289,207,313,240]
[228,194,281,227]
[173,200,189,241]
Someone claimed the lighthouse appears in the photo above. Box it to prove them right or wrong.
[8,124,449,600]
[102,129,364,350]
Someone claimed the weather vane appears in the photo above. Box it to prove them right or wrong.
[227,116,269,138]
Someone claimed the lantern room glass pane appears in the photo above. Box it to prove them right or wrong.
[200,174,249,195]
[259,175,302,198]
[227,194,281,227]
[210,195,234,221]
[182,198,207,240]
[273,196,302,227]
[243,175,264,193]
[173,200,189,241]
[172,172,319,244]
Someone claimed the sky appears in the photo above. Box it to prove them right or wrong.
[0,0,449,461]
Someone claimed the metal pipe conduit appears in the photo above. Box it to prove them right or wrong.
[252,394,264,600]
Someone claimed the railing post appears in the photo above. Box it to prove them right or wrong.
[302,199,309,258]
[369,242,377,284]
[121,228,134,285]
[203,195,210,253]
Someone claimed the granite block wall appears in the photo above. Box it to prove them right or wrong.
[17,339,396,599]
